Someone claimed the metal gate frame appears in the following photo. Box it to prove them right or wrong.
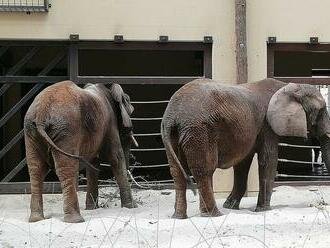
[0,39,212,193]
[268,42,330,187]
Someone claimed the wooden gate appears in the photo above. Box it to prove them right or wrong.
[0,40,212,193]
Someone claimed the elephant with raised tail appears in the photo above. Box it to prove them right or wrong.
[24,81,138,223]
[161,78,330,219]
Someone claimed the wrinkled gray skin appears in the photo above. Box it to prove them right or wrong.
[161,78,330,219]
[24,81,137,223]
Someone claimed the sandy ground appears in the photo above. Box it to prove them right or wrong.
[1,186,330,248]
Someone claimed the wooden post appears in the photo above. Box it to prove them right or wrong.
[235,0,248,84]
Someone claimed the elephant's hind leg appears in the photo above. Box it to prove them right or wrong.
[223,152,254,210]
[169,148,188,219]
[52,150,84,223]
[26,137,47,222]
[184,132,220,217]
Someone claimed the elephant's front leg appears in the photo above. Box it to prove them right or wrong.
[53,151,84,223]
[223,152,254,210]
[256,127,278,212]
[85,158,99,210]
[110,150,136,208]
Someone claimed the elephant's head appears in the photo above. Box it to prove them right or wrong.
[109,83,139,167]
[267,83,330,171]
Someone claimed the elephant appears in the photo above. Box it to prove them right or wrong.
[24,80,138,223]
[161,78,330,219]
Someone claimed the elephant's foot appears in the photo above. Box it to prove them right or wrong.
[200,207,221,217]
[85,201,99,210]
[120,188,137,209]
[255,205,271,212]
[223,197,240,210]
[172,212,188,219]
[85,204,98,210]
[64,213,85,223]
[122,200,137,209]
[29,212,45,222]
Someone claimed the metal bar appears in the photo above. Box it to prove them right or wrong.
[1,158,26,182]
[203,44,212,78]
[131,100,169,104]
[0,83,43,128]
[274,181,330,187]
[279,143,321,149]
[274,77,330,85]
[0,182,62,194]
[0,83,12,97]
[77,76,198,85]
[131,148,166,152]
[79,183,177,191]
[267,44,275,78]
[0,76,68,83]
[100,163,169,168]
[0,129,24,160]
[69,44,78,82]
[6,47,39,76]
[131,163,169,168]
[277,174,330,179]
[38,49,66,76]
[133,133,161,137]
[131,117,163,121]
[77,41,208,51]
[267,43,330,52]
[278,158,323,165]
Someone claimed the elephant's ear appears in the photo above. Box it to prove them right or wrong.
[110,84,134,128]
[266,83,308,138]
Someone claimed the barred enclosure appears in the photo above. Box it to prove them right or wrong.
[0,40,212,193]
[0,0,49,12]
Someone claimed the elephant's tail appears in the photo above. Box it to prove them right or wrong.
[35,123,99,171]
[161,122,196,196]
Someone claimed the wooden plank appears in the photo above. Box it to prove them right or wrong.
[77,41,208,51]
[38,49,66,76]
[235,0,248,84]
[0,129,24,160]
[0,83,12,97]
[6,47,39,76]
[1,158,27,182]
[77,76,198,85]
[0,46,9,58]
[0,83,43,129]
[0,76,68,83]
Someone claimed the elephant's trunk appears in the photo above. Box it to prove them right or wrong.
[320,135,330,172]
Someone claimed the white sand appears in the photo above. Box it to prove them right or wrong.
[1,186,330,247]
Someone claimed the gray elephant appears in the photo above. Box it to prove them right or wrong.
[161,78,330,218]
[24,81,138,223]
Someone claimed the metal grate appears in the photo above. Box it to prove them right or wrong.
[0,0,49,12]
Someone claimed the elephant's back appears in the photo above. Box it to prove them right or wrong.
[165,79,260,169]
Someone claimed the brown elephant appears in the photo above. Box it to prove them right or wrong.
[161,78,330,218]
[24,81,138,223]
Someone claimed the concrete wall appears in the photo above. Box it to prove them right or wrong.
[1,0,330,194]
